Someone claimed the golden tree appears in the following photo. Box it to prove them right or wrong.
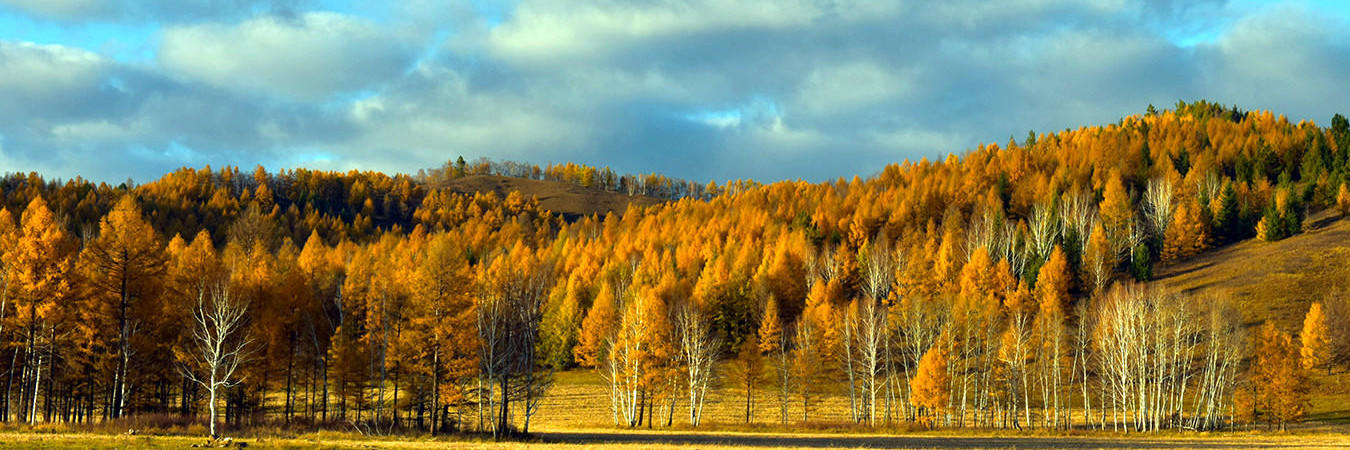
[1252,322,1308,430]
[910,342,950,427]
[80,195,168,418]
[726,332,765,423]
[1301,302,1331,373]
[1082,222,1114,294]
[1338,182,1350,218]
[1161,199,1208,263]
[1099,170,1134,248]
[576,281,619,368]
[10,197,76,425]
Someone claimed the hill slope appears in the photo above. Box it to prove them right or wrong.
[435,174,664,221]
[1152,210,1350,429]
[1153,210,1349,332]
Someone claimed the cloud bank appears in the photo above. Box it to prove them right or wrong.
[0,0,1347,183]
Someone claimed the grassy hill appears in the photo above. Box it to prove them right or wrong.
[1152,209,1350,429]
[435,174,665,221]
[1153,210,1350,332]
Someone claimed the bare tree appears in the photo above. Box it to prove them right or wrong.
[1143,177,1174,241]
[856,298,886,425]
[966,207,1001,263]
[180,282,253,438]
[675,303,720,426]
[1028,202,1060,262]
[1197,171,1222,205]
[1060,190,1098,244]
[476,251,555,437]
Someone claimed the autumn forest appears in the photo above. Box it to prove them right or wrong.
[2,101,1350,439]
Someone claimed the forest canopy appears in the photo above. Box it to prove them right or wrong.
[0,101,1344,434]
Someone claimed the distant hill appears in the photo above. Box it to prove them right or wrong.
[434,174,665,221]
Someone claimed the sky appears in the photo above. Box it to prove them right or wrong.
[1,0,1350,184]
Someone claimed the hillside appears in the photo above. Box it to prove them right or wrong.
[435,174,664,221]
[3,101,1349,436]
[1153,210,1350,331]
[1152,211,1350,429]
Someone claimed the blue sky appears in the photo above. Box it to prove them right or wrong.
[1,0,1350,184]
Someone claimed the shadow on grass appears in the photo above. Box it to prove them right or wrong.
[536,430,1304,449]
[1308,410,1350,425]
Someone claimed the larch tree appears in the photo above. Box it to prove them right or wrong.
[1337,183,1350,218]
[1033,246,1070,429]
[11,197,76,425]
[1300,302,1331,374]
[727,332,765,424]
[576,282,619,369]
[1100,171,1134,251]
[758,294,792,425]
[1161,198,1207,263]
[1082,222,1114,295]
[80,195,167,419]
[910,341,951,428]
[0,208,16,412]
[411,233,476,434]
[1252,322,1308,430]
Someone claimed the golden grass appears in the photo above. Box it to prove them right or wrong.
[2,429,1348,449]
[1154,210,1350,331]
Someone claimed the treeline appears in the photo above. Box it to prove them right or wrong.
[417,156,758,201]
[0,101,1348,435]
[0,165,560,248]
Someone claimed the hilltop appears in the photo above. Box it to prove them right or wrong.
[434,174,664,221]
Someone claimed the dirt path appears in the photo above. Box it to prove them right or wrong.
[536,430,1350,449]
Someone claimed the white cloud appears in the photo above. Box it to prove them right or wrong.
[795,61,918,117]
[0,42,106,117]
[487,0,826,66]
[160,12,417,100]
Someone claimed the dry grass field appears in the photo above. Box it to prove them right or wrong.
[2,429,1348,449]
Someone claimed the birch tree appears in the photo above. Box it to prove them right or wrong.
[181,281,253,438]
[675,303,720,426]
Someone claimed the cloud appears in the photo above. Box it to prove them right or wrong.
[486,0,825,66]
[2,1,1350,184]
[0,0,309,22]
[160,11,418,100]
[0,41,108,119]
